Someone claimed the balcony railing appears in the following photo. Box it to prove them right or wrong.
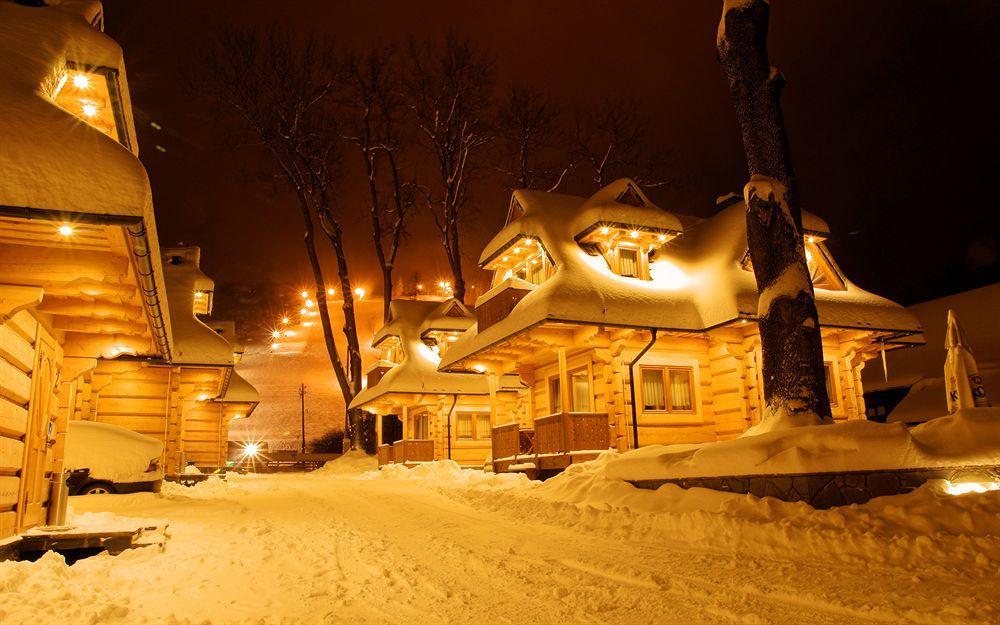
[390,439,434,464]
[474,279,534,332]
[492,412,609,473]
[377,444,393,467]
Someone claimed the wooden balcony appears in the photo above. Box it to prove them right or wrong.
[492,412,609,474]
[390,439,435,465]
[474,280,533,332]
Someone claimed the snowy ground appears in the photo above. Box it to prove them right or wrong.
[1,454,998,625]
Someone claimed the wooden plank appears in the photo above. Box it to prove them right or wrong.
[0,437,24,472]
[0,326,34,373]
[0,397,27,438]
[95,397,168,416]
[0,476,19,507]
[0,359,31,405]
[0,511,15,540]
[6,310,38,344]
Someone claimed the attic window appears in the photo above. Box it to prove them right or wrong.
[741,236,846,291]
[616,184,646,207]
[168,256,183,265]
[485,238,555,288]
[506,198,525,224]
[444,303,465,317]
[51,64,131,149]
[576,224,677,281]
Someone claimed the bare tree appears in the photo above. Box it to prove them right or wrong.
[495,83,570,192]
[574,98,670,190]
[717,0,831,430]
[405,35,495,303]
[342,48,414,324]
[199,28,366,449]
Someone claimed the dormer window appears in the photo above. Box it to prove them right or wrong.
[380,336,403,364]
[485,237,555,288]
[576,223,678,280]
[421,329,464,356]
[741,236,846,291]
[51,64,131,149]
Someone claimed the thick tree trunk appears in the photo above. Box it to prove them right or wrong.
[717,0,831,430]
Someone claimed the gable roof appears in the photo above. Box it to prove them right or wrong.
[350,298,520,409]
[441,180,921,370]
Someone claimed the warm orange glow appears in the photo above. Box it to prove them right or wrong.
[354,287,366,300]
[301,290,309,298]
[416,283,424,290]
[299,308,308,315]
[194,291,205,299]
[72,74,90,89]
[599,227,610,235]
[271,330,281,339]
[198,394,210,401]
[271,343,281,350]
[284,330,296,337]
[944,480,999,495]
[630,230,639,238]
[281,317,290,324]
[58,224,74,236]
[305,299,315,308]
[327,288,335,296]
[472,364,486,373]
[81,101,98,117]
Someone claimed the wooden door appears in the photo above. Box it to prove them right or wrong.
[19,329,60,530]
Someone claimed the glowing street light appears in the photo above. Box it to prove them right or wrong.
[300,290,309,299]
[327,288,335,296]
[271,330,281,339]
[57,224,74,236]
[281,317,290,324]
[354,287,366,300]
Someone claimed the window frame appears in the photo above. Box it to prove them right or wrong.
[410,410,429,440]
[547,366,593,414]
[638,365,696,414]
[824,362,840,408]
[454,410,491,440]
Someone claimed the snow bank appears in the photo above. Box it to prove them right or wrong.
[369,460,535,490]
[454,450,1000,574]
[313,450,377,475]
[604,408,1000,481]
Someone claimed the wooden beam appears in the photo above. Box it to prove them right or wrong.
[38,297,144,321]
[0,245,129,284]
[52,316,148,336]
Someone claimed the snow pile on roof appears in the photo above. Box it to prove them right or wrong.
[600,408,1000,481]
[889,368,1000,424]
[443,179,919,370]
[219,370,260,405]
[865,282,1000,393]
[313,450,377,476]
[161,247,236,366]
[63,421,162,483]
[370,459,535,490]
[351,299,520,409]
[0,2,146,218]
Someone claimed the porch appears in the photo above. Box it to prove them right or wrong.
[492,412,611,475]
[377,439,435,467]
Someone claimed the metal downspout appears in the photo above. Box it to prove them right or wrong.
[628,328,658,451]
[445,395,458,460]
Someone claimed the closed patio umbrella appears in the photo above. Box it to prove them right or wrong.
[944,309,991,413]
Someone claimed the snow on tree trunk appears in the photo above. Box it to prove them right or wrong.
[717,0,831,431]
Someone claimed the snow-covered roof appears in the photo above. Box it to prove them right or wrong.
[351,299,521,410]
[162,247,236,366]
[442,180,921,370]
[218,370,260,406]
[0,1,173,357]
[864,283,1000,393]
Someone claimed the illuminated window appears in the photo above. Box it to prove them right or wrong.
[455,412,491,440]
[51,64,131,149]
[549,369,592,413]
[618,247,640,278]
[741,237,846,291]
[476,413,491,439]
[456,413,473,439]
[412,411,429,439]
[486,238,555,288]
[380,336,403,364]
[640,366,694,413]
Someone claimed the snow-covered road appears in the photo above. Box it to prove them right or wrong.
[1,457,997,625]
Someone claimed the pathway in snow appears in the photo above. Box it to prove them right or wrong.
[0,469,994,625]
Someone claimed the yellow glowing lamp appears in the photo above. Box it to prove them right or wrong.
[300,290,309,299]
[299,308,307,315]
[72,74,90,89]
[271,330,281,339]
[354,287,366,300]
[327,288,335,296]
[281,317,290,324]
[58,224,74,236]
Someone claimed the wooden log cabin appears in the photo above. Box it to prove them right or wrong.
[0,2,260,542]
[350,299,522,468]
[439,180,924,474]
[83,246,258,474]
[0,0,174,539]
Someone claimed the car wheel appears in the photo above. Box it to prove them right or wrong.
[81,482,116,495]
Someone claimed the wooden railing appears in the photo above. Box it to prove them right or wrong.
[391,439,434,464]
[377,444,392,467]
[475,283,533,332]
[534,412,610,455]
[491,423,520,461]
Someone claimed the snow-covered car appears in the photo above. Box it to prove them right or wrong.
[64,421,164,495]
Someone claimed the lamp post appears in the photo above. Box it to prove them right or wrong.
[299,383,307,454]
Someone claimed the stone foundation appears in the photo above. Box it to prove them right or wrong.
[629,465,1000,509]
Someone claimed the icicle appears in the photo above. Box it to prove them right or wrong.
[880,341,888,382]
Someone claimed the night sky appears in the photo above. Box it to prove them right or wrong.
[103,0,999,308]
